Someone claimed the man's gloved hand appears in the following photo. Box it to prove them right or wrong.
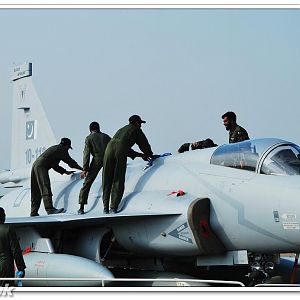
[65,170,75,175]
[142,155,152,162]
[16,270,25,278]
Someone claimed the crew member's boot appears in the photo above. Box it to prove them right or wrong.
[44,195,64,215]
[78,204,85,215]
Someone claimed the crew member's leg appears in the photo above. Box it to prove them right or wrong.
[102,150,116,212]
[110,153,127,212]
[30,166,42,216]
[79,164,101,205]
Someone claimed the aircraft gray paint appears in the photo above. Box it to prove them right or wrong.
[0,63,300,286]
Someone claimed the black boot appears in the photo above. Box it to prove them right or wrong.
[78,204,85,215]
[47,208,64,215]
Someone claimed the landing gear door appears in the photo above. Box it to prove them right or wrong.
[188,198,226,255]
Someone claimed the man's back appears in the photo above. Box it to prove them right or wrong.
[34,144,80,171]
[78,130,111,213]
[112,124,152,155]
[0,224,25,274]
[34,144,63,166]
[113,124,139,144]
[0,225,11,260]
[84,132,111,161]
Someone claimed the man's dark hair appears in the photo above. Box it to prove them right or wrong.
[0,207,5,224]
[89,122,100,132]
[222,111,236,123]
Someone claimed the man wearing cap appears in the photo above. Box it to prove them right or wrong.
[78,122,111,215]
[0,207,26,286]
[30,138,83,217]
[102,115,153,213]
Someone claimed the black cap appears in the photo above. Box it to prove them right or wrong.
[129,115,146,124]
[60,137,73,149]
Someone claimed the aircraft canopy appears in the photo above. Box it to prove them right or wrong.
[210,138,300,175]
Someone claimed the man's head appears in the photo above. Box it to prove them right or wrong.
[0,207,6,224]
[222,111,237,131]
[89,121,100,133]
[129,115,146,128]
[60,137,73,149]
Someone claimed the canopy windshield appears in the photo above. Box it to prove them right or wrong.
[260,144,300,175]
[210,138,287,172]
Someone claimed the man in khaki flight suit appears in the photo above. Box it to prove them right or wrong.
[0,207,26,286]
[78,122,111,215]
[30,138,83,216]
[102,115,153,214]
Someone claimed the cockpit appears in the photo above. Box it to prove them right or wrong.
[210,138,300,175]
[260,146,300,175]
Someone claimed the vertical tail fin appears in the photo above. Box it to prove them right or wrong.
[11,63,57,170]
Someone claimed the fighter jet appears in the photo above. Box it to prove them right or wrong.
[0,63,300,287]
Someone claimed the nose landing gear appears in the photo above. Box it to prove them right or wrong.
[290,253,300,284]
[247,254,276,286]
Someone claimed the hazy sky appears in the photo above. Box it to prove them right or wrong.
[0,8,299,177]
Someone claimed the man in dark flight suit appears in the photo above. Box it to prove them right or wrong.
[0,207,26,286]
[78,122,111,215]
[178,138,217,153]
[102,115,153,214]
[222,111,249,143]
[30,138,83,217]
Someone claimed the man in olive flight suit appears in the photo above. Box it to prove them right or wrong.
[30,137,83,217]
[222,111,249,143]
[0,207,26,287]
[178,138,218,153]
[78,122,111,215]
[102,115,153,214]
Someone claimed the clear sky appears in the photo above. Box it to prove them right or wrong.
[0,8,299,185]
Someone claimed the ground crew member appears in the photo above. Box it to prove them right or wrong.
[0,207,26,287]
[178,138,217,153]
[222,111,249,143]
[78,122,111,215]
[102,115,153,214]
[30,138,83,217]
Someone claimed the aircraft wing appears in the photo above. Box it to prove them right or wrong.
[6,211,182,227]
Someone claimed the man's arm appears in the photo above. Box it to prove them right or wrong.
[235,127,250,142]
[128,149,141,160]
[135,130,153,157]
[61,152,83,171]
[52,165,67,175]
[82,137,91,171]
[8,226,26,272]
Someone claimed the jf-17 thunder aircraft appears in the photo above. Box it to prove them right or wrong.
[0,62,300,287]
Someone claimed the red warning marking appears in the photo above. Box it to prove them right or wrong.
[15,246,32,272]
[167,190,186,197]
[23,247,32,255]
[199,220,210,238]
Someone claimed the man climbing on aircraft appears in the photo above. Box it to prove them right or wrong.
[102,115,153,214]
[222,111,249,143]
[30,138,83,217]
[178,138,218,153]
[0,207,26,286]
[78,122,111,215]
